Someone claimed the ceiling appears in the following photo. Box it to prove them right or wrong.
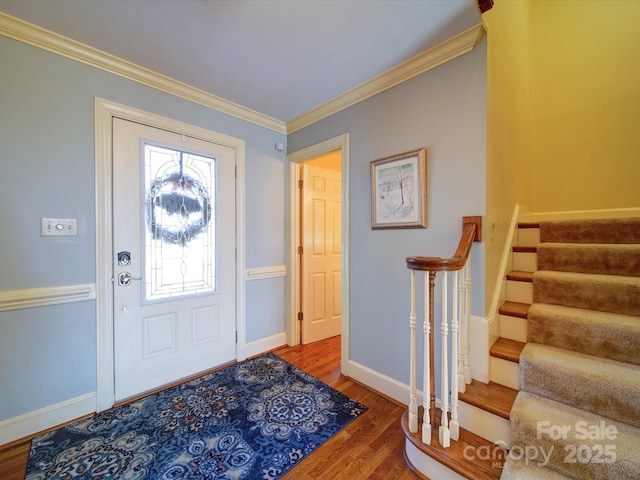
[0,0,481,123]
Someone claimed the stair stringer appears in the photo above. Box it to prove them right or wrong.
[486,204,521,347]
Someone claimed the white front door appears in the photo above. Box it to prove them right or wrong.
[112,118,236,401]
[301,164,342,344]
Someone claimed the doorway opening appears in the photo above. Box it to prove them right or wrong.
[299,153,342,345]
[286,134,350,372]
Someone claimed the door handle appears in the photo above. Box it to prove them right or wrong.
[118,271,143,286]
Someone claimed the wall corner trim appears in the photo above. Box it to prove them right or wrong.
[343,359,410,406]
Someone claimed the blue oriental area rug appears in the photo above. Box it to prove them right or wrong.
[26,353,367,479]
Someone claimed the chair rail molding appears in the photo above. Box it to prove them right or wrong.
[0,283,96,312]
[245,265,286,280]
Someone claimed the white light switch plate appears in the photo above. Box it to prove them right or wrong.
[41,217,78,236]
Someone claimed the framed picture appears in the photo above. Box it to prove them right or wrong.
[370,148,427,229]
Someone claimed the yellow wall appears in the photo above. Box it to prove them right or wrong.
[531,0,640,213]
[484,0,533,313]
[483,0,640,315]
[305,150,341,171]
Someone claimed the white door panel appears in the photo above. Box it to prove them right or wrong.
[301,164,341,344]
[112,118,236,401]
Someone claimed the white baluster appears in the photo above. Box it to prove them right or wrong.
[422,271,431,444]
[439,271,450,448]
[409,270,418,433]
[458,263,467,394]
[450,270,460,441]
[464,256,472,385]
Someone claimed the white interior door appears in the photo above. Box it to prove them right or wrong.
[112,118,236,401]
[301,164,342,344]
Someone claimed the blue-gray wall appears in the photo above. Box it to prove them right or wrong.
[288,38,487,385]
[0,36,286,421]
[0,32,487,424]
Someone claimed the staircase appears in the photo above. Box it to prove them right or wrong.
[402,217,640,479]
[503,218,640,479]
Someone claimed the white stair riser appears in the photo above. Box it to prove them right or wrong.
[506,280,532,304]
[459,401,512,448]
[405,439,467,480]
[499,314,528,343]
[490,356,520,390]
[517,228,540,247]
[512,251,537,272]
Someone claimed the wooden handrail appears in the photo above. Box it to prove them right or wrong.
[406,216,482,272]
[406,216,480,450]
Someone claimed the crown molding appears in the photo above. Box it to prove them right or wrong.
[1,12,484,136]
[0,12,286,134]
[286,22,486,134]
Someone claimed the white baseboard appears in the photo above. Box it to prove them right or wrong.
[1,332,286,447]
[245,332,287,358]
[0,326,490,447]
[0,393,96,446]
[345,315,489,405]
[344,359,412,406]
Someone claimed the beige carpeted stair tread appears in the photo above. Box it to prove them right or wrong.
[527,303,640,366]
[537,243,640,277]
[533,270,640,316]
[520,343,640,428]
[539,218,640,244]
[511,391,640,480]
[501,456,573,480]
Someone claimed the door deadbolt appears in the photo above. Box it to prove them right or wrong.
[117,251,131,266]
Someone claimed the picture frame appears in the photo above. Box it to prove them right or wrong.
[370,148,427,229]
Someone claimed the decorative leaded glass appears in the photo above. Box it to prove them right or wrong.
[144,143,216,300]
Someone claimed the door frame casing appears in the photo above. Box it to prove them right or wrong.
[285,134,350,372]
[94,98,246,412]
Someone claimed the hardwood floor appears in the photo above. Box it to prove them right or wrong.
[0,441,30,480]
[274,336,420,480]
[0,335,420,479]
